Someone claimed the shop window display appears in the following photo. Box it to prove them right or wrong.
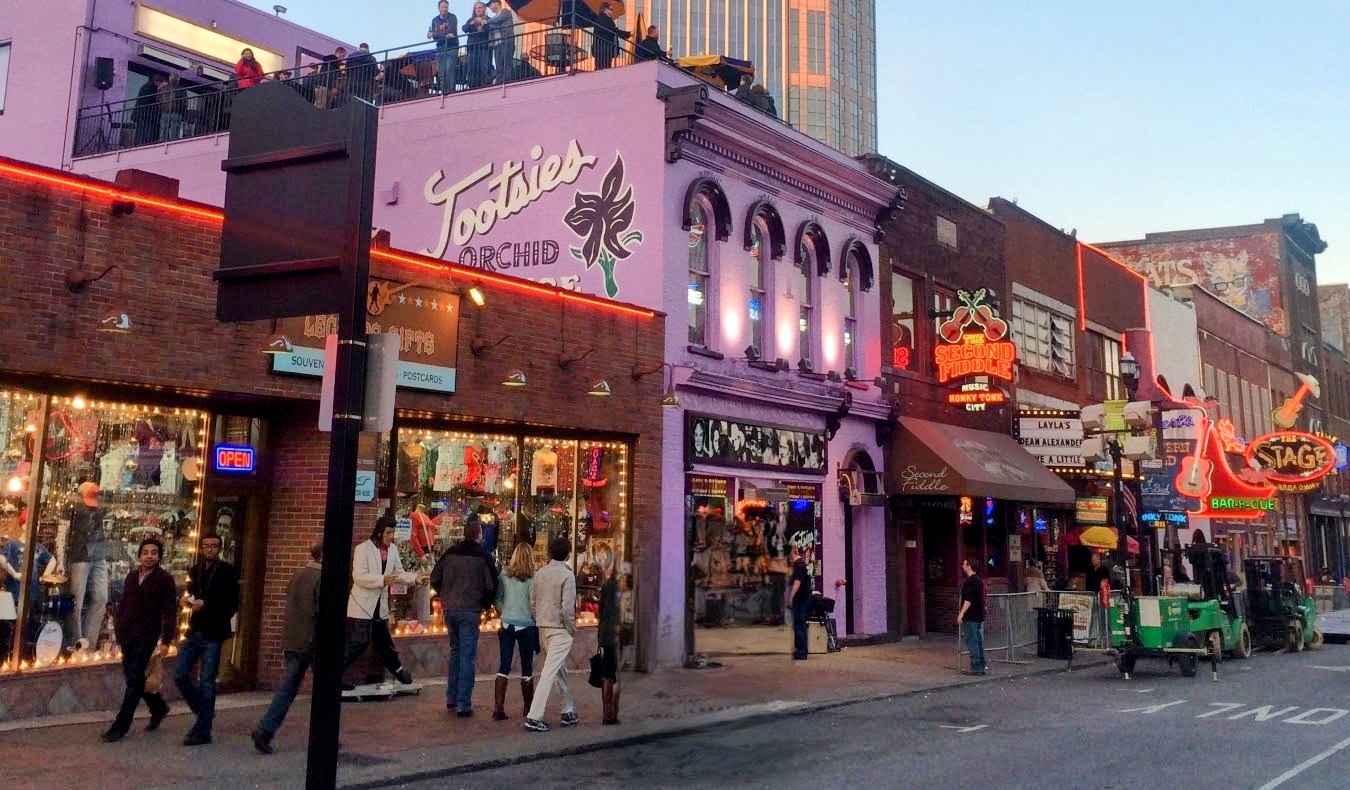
[1,392,206,673]
[386,430,632,649]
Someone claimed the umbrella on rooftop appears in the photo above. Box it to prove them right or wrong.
[677,54,755,90]
[511,0,626,24]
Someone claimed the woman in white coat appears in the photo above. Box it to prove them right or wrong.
[343,517,427,685]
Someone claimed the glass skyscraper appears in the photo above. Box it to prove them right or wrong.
[631,0,878,156]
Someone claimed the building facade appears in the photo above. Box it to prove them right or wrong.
[632,0,878,155]
[0,0,348,170]
[0,157,665,720]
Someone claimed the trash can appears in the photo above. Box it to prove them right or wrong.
[1036,607,1074,660]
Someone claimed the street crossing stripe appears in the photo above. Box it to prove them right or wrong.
[1257,736,1350,790]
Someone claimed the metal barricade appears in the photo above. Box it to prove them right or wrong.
[959,592,1042,665]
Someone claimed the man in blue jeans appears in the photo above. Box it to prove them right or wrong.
[430,521,497,717]
[252,543,322,754]
[175,533,238,746]
[957,558,987,676]
[428,0,459,94]
[789,546,811,660]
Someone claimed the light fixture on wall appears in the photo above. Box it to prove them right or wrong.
[272,4,288,16]
[660,386,681,408]
[470,335,509,357]
[98,313,132,333]
[261,334,294,354]
[467,285,486,307]
[773,358,789,372]
[501,369,528,388]
[744,345,760,363]
[797,358,813,374]
[587,379,613,397]
[633,361,682,408]
[558,348,596,368]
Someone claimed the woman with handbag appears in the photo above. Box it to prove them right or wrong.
[493,543,538,720]
[593,567,622,725]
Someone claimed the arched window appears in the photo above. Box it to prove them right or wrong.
[796,239,816,370]
[842,250,860,375]
[747,218,771,359]
[688,199,713,347]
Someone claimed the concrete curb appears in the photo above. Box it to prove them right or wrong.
[341,657,1105,789]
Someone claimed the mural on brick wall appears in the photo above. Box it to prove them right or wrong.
[1109,233,1284,333]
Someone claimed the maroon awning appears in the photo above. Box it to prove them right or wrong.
[888,416,1076,505]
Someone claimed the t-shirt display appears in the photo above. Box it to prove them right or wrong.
[530,447,558,493]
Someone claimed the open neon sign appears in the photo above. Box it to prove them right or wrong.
[214,445,255,473]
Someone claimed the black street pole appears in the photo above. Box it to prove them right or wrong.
[305,112,377,790]
[1111,441,1128,586]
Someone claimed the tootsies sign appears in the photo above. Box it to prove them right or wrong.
[271,279,461,393]
[686,414,827,474]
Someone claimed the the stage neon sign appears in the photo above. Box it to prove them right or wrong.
[1244,430,1335,493]
[934,289,1016,384]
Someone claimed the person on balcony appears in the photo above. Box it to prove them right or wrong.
[590,2,631,70]
[348,43,379,103]
[635,25,666,62]
[486,0,516,85]
[428,0,460,94]
[235,48,265,89]
[132,72,168,146]
[463,2,491,89]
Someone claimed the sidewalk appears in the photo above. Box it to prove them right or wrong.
[0,637,1089,789]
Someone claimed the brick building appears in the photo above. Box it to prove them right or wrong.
[862,159,1072,635]
[991,198,1151,590]
[0,158,664,720]
[1313,284,1350,579]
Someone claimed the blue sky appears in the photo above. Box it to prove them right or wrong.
[242,1,1349,282]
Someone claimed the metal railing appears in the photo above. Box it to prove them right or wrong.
[957,591,1041,665]
[72,13,780,158]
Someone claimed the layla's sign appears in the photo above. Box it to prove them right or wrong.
[272,279,461,393]
[420,139,645,299]
[1245,431,1336,493]
[934,289,1015,384]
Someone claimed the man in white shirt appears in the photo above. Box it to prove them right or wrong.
[524,536,577,732]
[344,517,427,685]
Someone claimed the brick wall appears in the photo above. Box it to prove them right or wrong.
[0,160,666,691]
[872,161,1008,433]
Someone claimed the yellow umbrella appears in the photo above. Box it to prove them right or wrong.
[1079,526,1139,554]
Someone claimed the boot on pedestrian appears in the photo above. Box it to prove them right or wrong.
[492,674,509,721]
[521,676,535,717]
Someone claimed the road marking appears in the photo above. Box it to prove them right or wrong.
[1196,703,1244,718]
[1231,706,1298,722]
[1258,736,1350,789]
[1285,708,1350,725]
[1310,665,1350,673]
[938,724,988,733]
[1119,699,1186,714]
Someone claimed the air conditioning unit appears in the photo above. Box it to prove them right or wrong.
[138,44,191,71]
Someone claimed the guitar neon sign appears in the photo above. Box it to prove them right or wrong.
[1174,413,1277,520]
[934,289,1016,385]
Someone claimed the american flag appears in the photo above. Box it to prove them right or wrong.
[1121,482,1139,530]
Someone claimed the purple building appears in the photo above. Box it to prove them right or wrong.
[44,38,898,664]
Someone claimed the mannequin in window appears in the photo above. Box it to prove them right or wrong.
[66,481,111,652]
[531,445,559,494]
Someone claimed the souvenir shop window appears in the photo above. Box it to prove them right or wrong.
[4,395,206,673]
[572,440,629,634]
[389,428,520,633]
[1,389,43,671]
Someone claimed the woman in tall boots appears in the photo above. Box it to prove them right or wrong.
[597,566,622,725]
[494,543,538,720]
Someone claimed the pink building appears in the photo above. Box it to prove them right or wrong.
[0,0,347,169]
[64,57,896,664]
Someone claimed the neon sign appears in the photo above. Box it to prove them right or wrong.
[946,381,1007,412]
[214,445,255,473]
[1244,430,1335,493]
[1175,413,1277,520]
[934,288,1016,384]
[892,346,911,370]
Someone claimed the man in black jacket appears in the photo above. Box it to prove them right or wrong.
[174,533,239,746]
[430,522,497,716]
[102,538,177,743]
[635,25,665,62]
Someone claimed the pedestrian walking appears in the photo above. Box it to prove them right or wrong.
[175,533,239,746]
[492,542,537,720]
[789,545,811,660]
[958,559,987,676]
[343,517,425,686]
[523,536,577,732]
[429,521,497,717]
[596,566,622,725]
[100,538,176,743]
[251,543,322,754]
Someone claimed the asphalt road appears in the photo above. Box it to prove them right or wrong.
[399,645,1350,790]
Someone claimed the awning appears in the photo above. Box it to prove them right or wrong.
[888,416,1076,505]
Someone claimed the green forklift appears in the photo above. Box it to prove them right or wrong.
[1241,556,1322,651]
[1180,545,1253,661]
[1106,587,1219,679]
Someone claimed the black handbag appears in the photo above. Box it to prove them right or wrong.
[587,653,605,688]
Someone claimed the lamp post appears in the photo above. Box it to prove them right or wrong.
[1116,353,1141,577]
